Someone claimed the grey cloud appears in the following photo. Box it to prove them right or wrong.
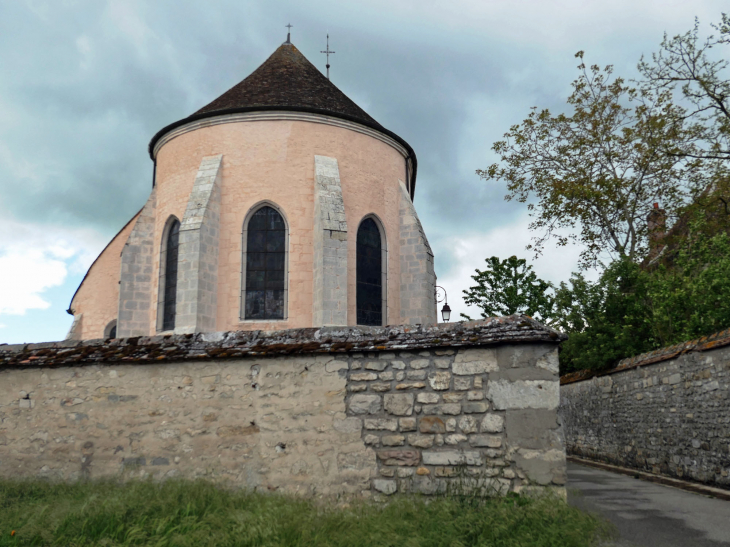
[0,0,718,277]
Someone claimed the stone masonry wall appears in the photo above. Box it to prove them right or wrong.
[560,335,730,488]
[1,316,566,497]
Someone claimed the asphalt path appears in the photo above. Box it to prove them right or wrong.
[567,461,730,546]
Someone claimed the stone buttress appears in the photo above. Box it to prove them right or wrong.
[174,155,223,334]
[313,155,348,326]
[398,181,437,325]
[117,188,157,338]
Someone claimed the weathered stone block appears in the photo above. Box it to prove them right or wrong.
[467,391,484,401]
[384,393,414,416]
[351,372,378,382]
[462,402,489,414]
[382,435,406,446]
[417,393,439,404]
[454,377,472,390]
[377,450,421,466]
[488,380,558,410]
[399,418,417,432]
[396,382,426,390]
[442,393,463,403]
[439,404,461,415]
[373,479,397,495]
[445,434,467,445]
[434,358,451,369]
[481,413,504,433]
[505,409,560,450]
[410,434,436,449]
[349,394,382,415]
[422,450,483,466]
[453,349,498,375]
[419,416,446,433]
[428,371,451,391]
[458,416,478,434]
[469,435,502,448]
[364,419,398,431]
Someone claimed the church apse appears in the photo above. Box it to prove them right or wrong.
[67,41,435,339]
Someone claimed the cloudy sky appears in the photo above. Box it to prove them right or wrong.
[0,0,726,343]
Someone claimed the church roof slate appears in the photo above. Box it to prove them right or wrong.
[148,42,417,195]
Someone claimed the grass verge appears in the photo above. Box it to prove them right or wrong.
[0,478,610,546]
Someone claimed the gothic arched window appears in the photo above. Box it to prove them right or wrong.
[159,217,180,331]
[357,217,385,326]
[242,205,287,320]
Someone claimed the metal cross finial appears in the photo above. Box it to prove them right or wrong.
[285,23,293,44]
[320,34,335,80]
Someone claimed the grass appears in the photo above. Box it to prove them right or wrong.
[0,478,611,546]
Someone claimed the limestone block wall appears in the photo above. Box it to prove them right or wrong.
[560,333,730,488]
[1,316,566,497]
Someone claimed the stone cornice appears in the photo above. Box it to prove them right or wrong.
[0,315,565,369]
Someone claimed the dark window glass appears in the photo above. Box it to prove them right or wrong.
[357,218,383,326]
[245,207,285,319]
[162,219,180,331]
[109,325,117,339]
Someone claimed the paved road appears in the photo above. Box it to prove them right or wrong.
[567,462,730,546]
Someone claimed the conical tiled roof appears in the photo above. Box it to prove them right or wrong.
[149,42,417,195]
[193,43,383,129]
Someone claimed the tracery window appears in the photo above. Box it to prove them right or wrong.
[160,218,180,331]
[243,205,287,320]
[357,217,385,326]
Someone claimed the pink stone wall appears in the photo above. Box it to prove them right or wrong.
[153,119,407,333]
[70,214,139,339]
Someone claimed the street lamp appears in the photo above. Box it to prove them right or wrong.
[435,286,451,322]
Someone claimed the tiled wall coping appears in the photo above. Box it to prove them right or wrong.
[560,327,730,385]
[1,315,564,368]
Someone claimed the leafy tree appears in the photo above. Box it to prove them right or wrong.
[648,219,730,345]
[556,215,730,374]
[557,259,654,374]
[638,15,730,233]
[461,256,554,322]
[638,14,730,162]
[479,52,701,269]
